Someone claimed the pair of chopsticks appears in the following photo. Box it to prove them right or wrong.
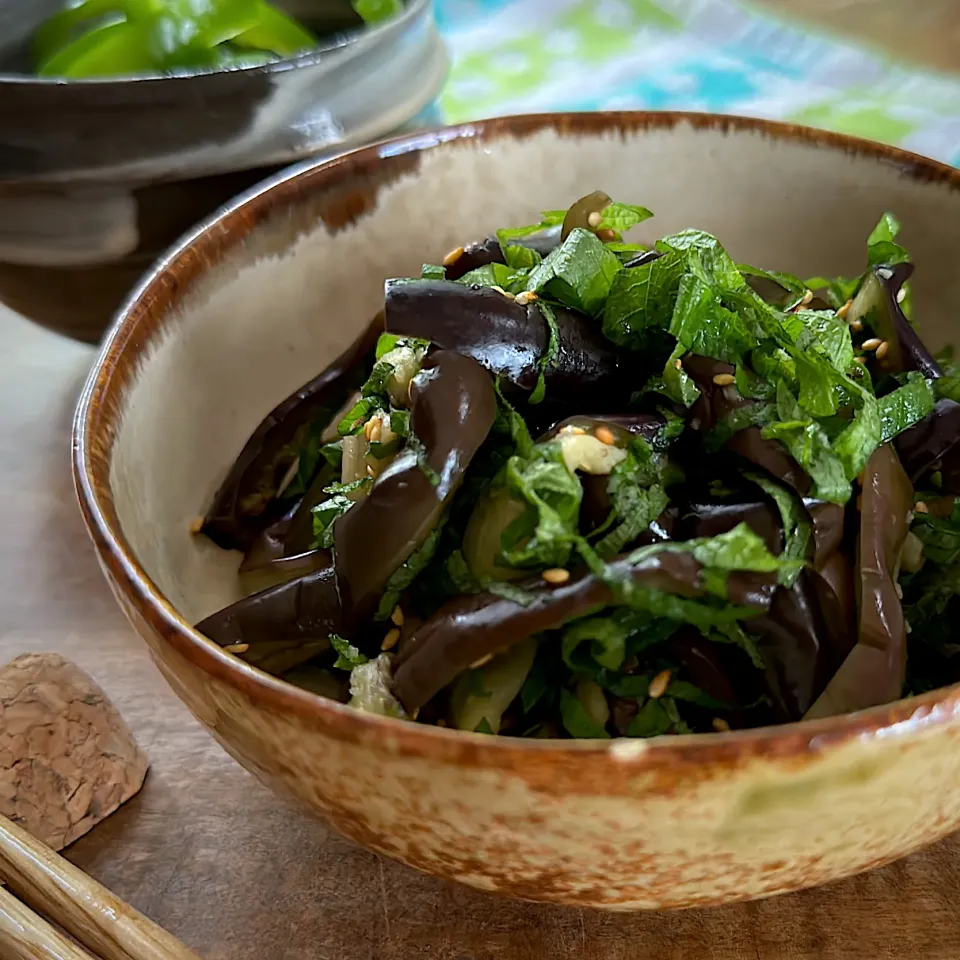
[0,812,202,960]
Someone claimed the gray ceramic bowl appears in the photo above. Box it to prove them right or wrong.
[0,0,446,341]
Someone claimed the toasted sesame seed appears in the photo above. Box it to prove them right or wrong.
[712,717,731,733]
[648,669,671,699]
[855,356,868,365]
[515,291,538,305]
[189,516,205,535]
[542,567,571,585]
[224,643,249,654]
[875,340,890,361]
[862,338,882,351]
[391,606,404,627]
[364,418,382,442]
[712,373,736,387]
[436,718,447,727]
[674,358,683,370]
[850,319,863,332]
[595,426,616,446]
[381,628,400,651]
[366,464,376,478]
[470,654,494,670]
[897,288,907,304]
[916,501,929,514]
[597,228,617,242]
[442,245,464,267]
[800,289,814,306]
[837,299,853,319]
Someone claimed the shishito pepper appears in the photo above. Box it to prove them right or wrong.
[34,0,321,78]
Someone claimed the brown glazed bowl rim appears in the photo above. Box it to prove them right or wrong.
[0,0,429,86]
[73,111,960,769]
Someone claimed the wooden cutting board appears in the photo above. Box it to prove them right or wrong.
[2,307,959,960]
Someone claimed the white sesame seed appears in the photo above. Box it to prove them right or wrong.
[674,359,683,369]
[800,289,814,306]
[648,669,671,699]
[895,583,903,600]
[587,211,603,229]
[862,338,882,351]
[442,245,464,267]
[542,567,571,585]
[470,653,494,670]
[875,340,890,361]
[897,288,907,304]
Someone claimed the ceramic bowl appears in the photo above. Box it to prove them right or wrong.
[74,112,960,910]
[0,0,445,341]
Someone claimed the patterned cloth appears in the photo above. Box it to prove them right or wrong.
[425,0,960,166]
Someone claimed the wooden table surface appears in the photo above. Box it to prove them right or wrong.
[2,306,959,960]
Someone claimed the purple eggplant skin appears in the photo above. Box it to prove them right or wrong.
[894,397,960,485]
[443,228,561,281]
[195,565,342,673]
[746,570,850,721]
[384,279,626,404]
[805,444,913,720]
[803,498,846,570]
[391,550,776,714]
[334,351,497,630]
[541,413,666,445]
[681,499,783,557]
[851,263,941,379]
[201,312,384,551]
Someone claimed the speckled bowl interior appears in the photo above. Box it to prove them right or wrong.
[76,114,960,909]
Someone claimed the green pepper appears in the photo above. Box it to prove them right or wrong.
[34,0,318,78]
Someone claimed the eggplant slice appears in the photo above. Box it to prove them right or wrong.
[392,550,776,714]
[384,279,626,404]
[334,350,497,629]
[202,312,384,550]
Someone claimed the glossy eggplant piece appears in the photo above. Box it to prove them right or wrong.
[728,427,811,495]
[894,398,960,485]
[803,498,846,569]
[384,279,626,403]
[444,228,562,281]
[239,549,332,597]
[848,264,941,379]
[202,312,383,550]
[681,498,783,557]
[392,550,776,713]
[334,350,497,628]
[542,413,665,445]
[196,565,342,673]
[746,570,849,721]
[805,445,913,719]
[665,628,740,707]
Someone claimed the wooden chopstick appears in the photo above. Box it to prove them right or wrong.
[0,883,99,960]
[0,814,202,960]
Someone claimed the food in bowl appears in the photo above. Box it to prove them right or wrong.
[32,0,402,77]
[193,191,959,739]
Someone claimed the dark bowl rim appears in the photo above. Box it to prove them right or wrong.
[73,110,960,768]
[0,0,428,86]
